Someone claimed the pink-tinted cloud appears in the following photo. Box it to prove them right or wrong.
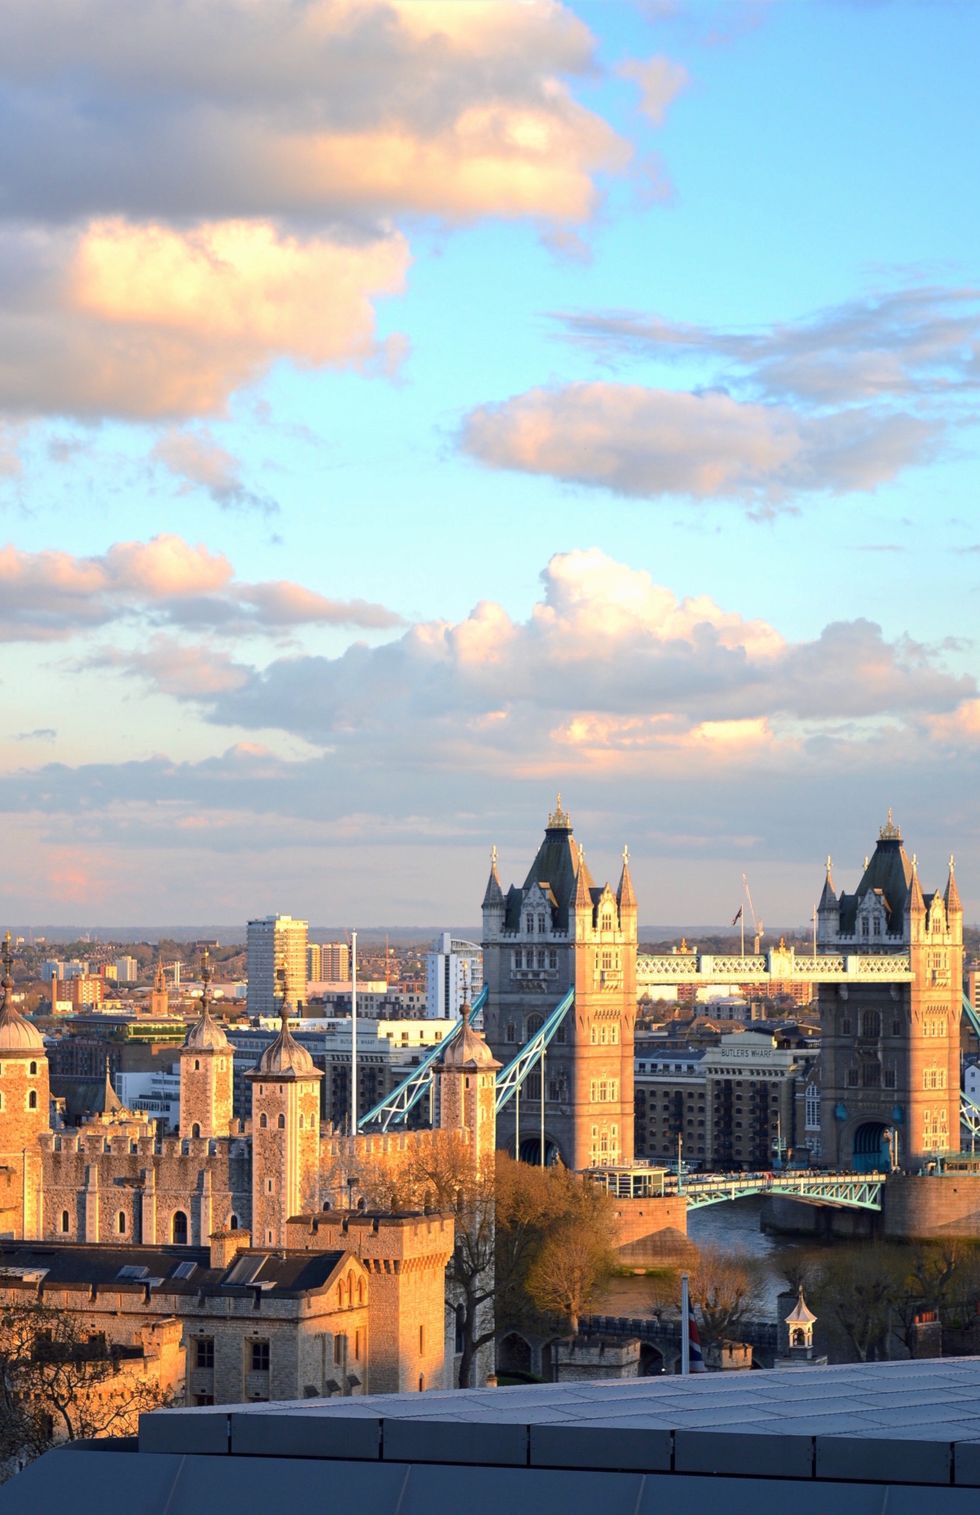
[618,55,690,124]
[461,383,938,504]
[0,534,401,641]
[0,220,409,421]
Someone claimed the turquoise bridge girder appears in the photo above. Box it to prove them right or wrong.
[960,993,980,1143]
[494,987,574,1115]
[671,1171,884,1211]
[357,985,488,1132]
[357,984,576,1131]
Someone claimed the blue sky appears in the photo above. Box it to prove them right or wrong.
[1,0,978,927]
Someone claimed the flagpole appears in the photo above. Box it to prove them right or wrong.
[350,930,358,1137]
[680,1272,690,1376]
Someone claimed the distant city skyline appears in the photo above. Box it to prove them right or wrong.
[1,2,978,925]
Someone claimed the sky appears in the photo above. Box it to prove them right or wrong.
[1,0,979,929]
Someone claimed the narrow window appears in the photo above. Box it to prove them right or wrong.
[259,1113,268,1128]
[117,1211,126,1234]
[60,1209,69,1233]
[250,1339,270,1372]
[277,1113,285,1129]
[191,1123,201,1138]
[27,1090,37,1110]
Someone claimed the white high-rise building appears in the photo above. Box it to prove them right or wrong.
[425,934,483,1019]
[115,955,139,983]
[247,915,309,1017]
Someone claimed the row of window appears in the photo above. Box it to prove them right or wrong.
[257,1112,311,1129]
[512,949,559,971]
[588,1079,620,1103]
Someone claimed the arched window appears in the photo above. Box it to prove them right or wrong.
[60,1209,70,1233]
[527,1013,543,1036]
[230,1214,239,1230]
[259,1113,268,1128]
[191,1123,201,1138]
[298,1114,304,1129]
[29,1061,37,1076]
[117,1211,127,1234]
[861,1010,881,1039]
[194,1059,201,1071]
[27,1090,37,1110]
[172,1210,188,1244]
[277,1113,286,1129]
[358,1279,365,1305]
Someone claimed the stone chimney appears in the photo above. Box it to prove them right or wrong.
[210,1228,249,1269]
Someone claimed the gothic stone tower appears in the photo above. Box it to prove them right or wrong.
[481,799,637,1171]
[248,1001,323,1246]
[179,949,234,1139]
[0,932,50,1238]
[817,815,962,1170]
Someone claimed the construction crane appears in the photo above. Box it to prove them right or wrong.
[741,873,765,955]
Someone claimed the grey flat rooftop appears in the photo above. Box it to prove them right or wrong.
[8,1359,980,1513]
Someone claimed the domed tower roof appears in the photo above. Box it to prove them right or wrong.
[442,1001,501,1073]
[184,948,231,1053]
[785,1285,817,1327]
[252,979,320,1080]
[0,932,45,1056]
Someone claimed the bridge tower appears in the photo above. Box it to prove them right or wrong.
[481,799,637,1171]
[816,815,962,1171]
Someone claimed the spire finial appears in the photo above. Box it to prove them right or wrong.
[950,853,956,873]
[912,853,918,873]
[491,844,498,869]
[826,855,832,876]
[200,946,212,1014]
[1,931,12,992]
[879,809,901,841]
[548,793,571,828]
[623,844,630,867]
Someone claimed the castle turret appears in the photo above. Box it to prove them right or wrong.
[0,932,49,1237]
[437,999,500,1168]
[248,977,323,1246]
[179,949,234,1140]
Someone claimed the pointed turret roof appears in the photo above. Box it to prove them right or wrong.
[0,931,44,1055]
[482,845,505,910]
[90,1056,124,1116]
[906,852,925,915]
[441,1000,501,1073]
[617,845,637,911]
[817,856,838,913]
[945,854,962,915]
[573,845,593,912]
[184,948,231,1053]
[507,796,594,930]
[252,974,320,1080]
[785,1285,817,1327]
[837,813,915,934]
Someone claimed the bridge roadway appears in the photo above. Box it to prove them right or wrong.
[590,1166,885,1211]
[638,946,912,986]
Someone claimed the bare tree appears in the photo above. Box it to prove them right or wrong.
[0,1300,173,1479]
[524,1222,616,1337]
[648,1247,764,1347]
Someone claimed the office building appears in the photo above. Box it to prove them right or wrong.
[425,933,483,1019]
[246,915,308,1017]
